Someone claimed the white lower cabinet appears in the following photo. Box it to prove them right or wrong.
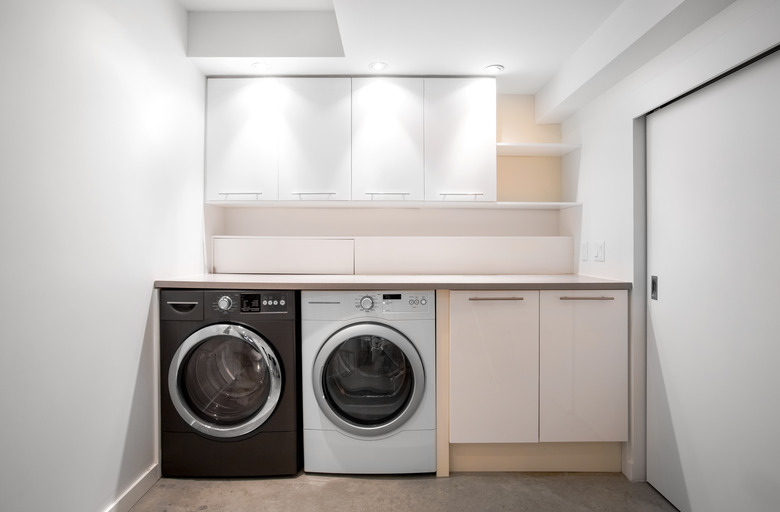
[449,291,540,443]
[449,289,628,444]
[539,290,628,442]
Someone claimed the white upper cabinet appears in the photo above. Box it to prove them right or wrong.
[351,78,425,201]
[205,78,281,202]
[205,77,497,204]
[424,78,497,202]
[278,78,352,201]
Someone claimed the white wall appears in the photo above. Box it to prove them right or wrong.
[219,207,563,237]
[205,206,568,273]
[560,0,780,483]
[0,1,205,512]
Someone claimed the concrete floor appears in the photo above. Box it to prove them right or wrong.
[130,472,679,512]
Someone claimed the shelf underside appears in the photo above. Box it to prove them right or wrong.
[497,142,580,157]
[205,201,581,210]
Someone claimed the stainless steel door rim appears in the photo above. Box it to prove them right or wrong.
[169,323,282,439]
[313,322,425,437]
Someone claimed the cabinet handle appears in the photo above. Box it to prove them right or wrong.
[219,191,263,200]
[469,297,525,301]
[559,296,615,301]
[365,192,411,199]
[292,192,336,199]
[440,192,484,200]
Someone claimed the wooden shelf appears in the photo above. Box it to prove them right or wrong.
[497,142,580,157]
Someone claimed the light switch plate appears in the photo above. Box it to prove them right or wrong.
[592,241,605,262]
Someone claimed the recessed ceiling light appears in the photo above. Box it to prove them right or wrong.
[251,62,270,72]
[369,62,388,72]
[484,64,505,74]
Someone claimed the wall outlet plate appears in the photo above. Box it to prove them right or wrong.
[592,241,605,262]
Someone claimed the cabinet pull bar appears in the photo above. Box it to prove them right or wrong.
[439,192,484,200]
[559,296,615,301]
[219,191,263,200]
[365,192,411,199]
[292,192,336,198]
[469,297,525,301]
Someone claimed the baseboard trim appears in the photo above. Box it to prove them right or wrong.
[622,456,642,482]
[450,443,622,472]
[104,464,160,512]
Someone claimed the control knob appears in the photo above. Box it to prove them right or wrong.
[359,296,374,311]
[217,295,233,311]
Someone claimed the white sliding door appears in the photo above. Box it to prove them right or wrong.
[646,48,780,512]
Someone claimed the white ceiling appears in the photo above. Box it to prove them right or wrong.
[178,0,625,94]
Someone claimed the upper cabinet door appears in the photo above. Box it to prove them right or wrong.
[352,78,425,201]
[424,78,497,202]
[278,78,352,201]
[205,78,281,202]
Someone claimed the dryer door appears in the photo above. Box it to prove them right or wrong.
[313,322,425,437]
[169,323,282,438]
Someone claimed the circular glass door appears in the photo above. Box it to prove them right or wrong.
[169,324,282,438]
[313,322,425,437]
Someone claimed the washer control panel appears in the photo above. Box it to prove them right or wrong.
[354,292,430,313]
[216,295,233,311]
[209,291,290,314]
[240,292,289,313]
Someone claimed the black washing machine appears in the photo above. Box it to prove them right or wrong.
[159,289,300,477]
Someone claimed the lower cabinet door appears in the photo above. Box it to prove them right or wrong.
[539,290,628,442]
[449,291,539,443]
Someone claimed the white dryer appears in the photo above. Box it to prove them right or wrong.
[301,290,436,474]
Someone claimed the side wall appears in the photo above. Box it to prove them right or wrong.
[0,1,205,511]
[561,0,780,481]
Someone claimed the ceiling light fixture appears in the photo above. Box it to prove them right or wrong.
[484,64,505,74]
[368,62,388,72]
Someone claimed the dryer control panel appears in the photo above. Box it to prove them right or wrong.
[302,290,434,321]
[353,292,432,313]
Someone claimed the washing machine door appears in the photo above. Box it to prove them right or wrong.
[169,323,282,439]
[313,322,425,437]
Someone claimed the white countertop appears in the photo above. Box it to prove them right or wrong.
[154,273,632,290]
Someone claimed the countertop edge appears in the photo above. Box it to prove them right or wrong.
[154,274,633,291]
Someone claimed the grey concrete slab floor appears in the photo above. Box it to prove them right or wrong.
[129,472,678,512]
